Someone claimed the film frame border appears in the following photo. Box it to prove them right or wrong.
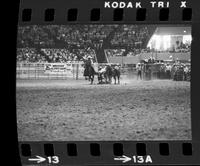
[17,0,200,165]
[19,0,196,24]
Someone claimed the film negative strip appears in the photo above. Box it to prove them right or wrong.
[17,0,200,165]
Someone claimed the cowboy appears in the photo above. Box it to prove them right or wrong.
[97,66,103,84]
[114,65,120,70]
[84,56,93,79]
[99,65,106,74]
[136,63,142,80]
[183,65,189,81]
[165,63,172,79]
[86,56,92,65]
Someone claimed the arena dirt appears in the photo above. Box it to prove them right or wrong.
[17,78,191,141]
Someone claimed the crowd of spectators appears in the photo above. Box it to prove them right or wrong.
[110,25,151,47]
[41,49,76,63]
[17,48,42,63]
[105,48,151,58]
[17,26,56,47]
[174,42,191,53]
[17,48,96,63]
[18,25,152,49]
[17,25,191,63]
[57,25,114,49]
[17,25,153,63]
[18,25,115,49]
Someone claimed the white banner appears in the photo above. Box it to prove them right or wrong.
[44,63,73,75]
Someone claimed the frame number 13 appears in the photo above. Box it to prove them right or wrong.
[47,156,59,164]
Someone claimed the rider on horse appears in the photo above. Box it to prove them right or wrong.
[83,56,96,84]
[83,56,93,79]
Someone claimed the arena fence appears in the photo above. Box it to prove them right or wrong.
[16,62,190,81]
[17,62,88,79]
[16,62,134,80]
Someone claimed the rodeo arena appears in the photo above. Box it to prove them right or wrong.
[17,25,191,141]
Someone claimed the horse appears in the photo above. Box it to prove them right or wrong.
[104,65,113,84]
[84,64,97,84]
[102,65,120,84]
[112,66,120,84]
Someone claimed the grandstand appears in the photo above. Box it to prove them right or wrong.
[105,26,191,65]
[17,25,191,63]
[17,25,191,79]
[17,25,157,63]
[17,48,97,63]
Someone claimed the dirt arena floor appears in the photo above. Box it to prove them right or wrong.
[17,77,191,141]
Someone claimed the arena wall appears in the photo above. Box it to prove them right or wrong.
[16,62,87,79]
[16,52,190,80]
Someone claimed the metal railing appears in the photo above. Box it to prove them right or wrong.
[16,62,85,80]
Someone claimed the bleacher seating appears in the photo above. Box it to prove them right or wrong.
[110,25,153,48]
[17,48,96,63]
[17,25,190,63]
[17,48,40,63]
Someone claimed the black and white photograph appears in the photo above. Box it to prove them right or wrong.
[16,25,191,141]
